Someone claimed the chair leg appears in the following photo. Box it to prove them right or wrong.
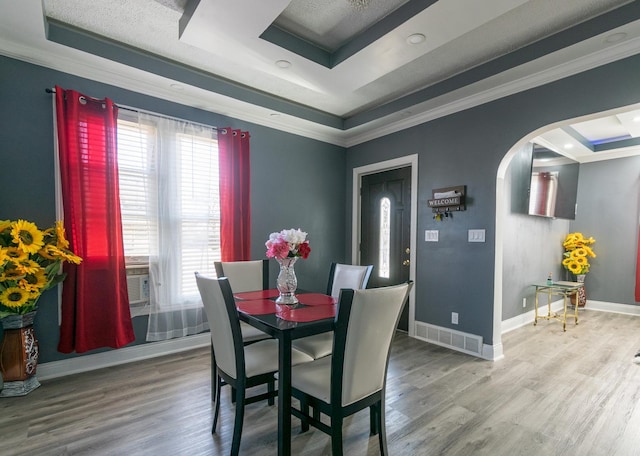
[211,344,217,402]
[212,375,222,434]
[268,379,275,406]
[231,386,246,456]
[369,403,379,435]
[330,415,343,456]
[377,400,388,456]
[300,397,310,432]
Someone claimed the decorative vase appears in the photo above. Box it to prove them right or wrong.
[0,311,41,397]
[276,256,299,304]
[570,274,587,308]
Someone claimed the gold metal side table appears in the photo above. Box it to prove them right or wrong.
[533,281,584,331]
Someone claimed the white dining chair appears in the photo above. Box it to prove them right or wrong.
[287,282,412,456]
[291,263,373,360]
[211,260,272,401]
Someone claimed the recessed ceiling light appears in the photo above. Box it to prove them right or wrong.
[406,33,426,45]
[564,143,574,149]
[604,32,627,44]
[633,116,640,122]
[275,60,292,69]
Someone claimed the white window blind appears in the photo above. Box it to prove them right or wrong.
[177,132,221,297]
[117,119,158,263]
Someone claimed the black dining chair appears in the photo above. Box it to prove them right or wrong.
[287,282,412,456]
[195,273,314,456]
[291,263,373,360]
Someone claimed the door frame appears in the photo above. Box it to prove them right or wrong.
[352,154,418,337]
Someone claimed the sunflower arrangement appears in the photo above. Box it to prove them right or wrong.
[0,219,82,318]
[562,232,596,276]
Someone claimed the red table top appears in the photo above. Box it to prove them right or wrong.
[233,289,280,300]
[235,299,277,315]
[296,293,337,306]
[275,304,336,322]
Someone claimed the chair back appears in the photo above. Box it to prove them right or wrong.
[332,282,412,407]
[327,263,374,300]
[214,260,269,292]
[195,273,244,380]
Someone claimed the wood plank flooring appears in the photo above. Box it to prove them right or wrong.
[2,310,640,455]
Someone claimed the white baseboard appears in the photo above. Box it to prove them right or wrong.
[501,299,640,335]
[37,333,211,380]
[37,300,640,381]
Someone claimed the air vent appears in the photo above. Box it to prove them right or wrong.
[414,321,483,356]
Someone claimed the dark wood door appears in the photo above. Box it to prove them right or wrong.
[360,167,411,331]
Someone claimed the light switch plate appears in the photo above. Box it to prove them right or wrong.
[425,230,438,242]
[468,229,485,242]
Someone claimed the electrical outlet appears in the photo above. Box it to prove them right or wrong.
[451,312,459,325]
[425,230,438,242]
[522,297,526,308]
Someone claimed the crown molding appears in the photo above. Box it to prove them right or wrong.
[2,32,640,149]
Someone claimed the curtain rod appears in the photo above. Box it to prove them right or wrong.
[45,87,219,130]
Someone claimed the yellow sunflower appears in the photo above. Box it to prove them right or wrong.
[0,268,25,282]
[5,246,28,262]
[574,256,587,266]
[55,221,70,249]
[567,261,582,274]
[19,269,48,292]
[11,220,45,254]
[58,248,82,264]
[0,219,12,232]
[16,259,42,275]
[0,286,32,308]
[41,245,82,264]
[571,248,587,258]
[0,247,8,264]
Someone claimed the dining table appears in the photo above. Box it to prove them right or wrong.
[233,289,337,456]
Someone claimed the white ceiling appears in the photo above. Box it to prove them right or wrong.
[2,0,640,159]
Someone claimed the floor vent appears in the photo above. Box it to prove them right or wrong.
[414,321,483,356]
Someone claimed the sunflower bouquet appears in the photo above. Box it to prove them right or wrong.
[562,232,596,276]
[0,219,82,318]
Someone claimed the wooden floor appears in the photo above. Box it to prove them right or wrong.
[2,310,640,456]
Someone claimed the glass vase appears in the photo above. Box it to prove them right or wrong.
[276,256,299,304]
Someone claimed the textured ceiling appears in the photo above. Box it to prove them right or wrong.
[2,0,640,156]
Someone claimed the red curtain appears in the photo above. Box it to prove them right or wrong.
[218,128,251,261]
[55,86,135,353]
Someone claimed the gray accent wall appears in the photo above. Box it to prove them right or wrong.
[0,56,346,363]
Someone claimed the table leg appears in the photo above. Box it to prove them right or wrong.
[534,291,539,325]
[574,291,580,325]
[562,295,567,332]
[278,334,292,456]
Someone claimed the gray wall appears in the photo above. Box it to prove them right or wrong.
[0,56,346,363]
[572,156,640,304]
[346,53,640,345]
[502,143,570,320]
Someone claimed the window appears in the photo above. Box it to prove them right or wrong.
[116,111,220,309]
[379,197,391,279]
